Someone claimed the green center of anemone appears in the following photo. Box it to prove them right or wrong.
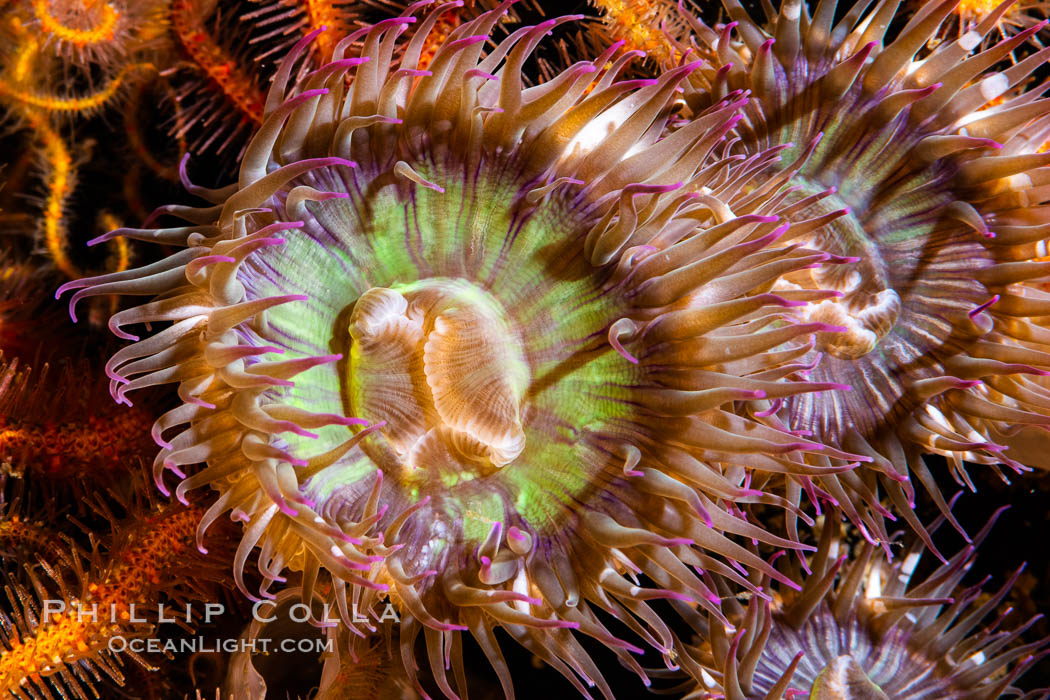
[245,160,643,544]
[347,279,530,485]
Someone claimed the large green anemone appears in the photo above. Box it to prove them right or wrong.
[59,2,862,696]
[671,0,1050,553]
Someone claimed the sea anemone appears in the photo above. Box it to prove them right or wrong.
[677,508,1050,699]
[58,1,869,696]
[669,0,1050,551]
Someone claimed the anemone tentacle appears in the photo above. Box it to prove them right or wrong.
[669,0,1050,553]
[59,3,874,697]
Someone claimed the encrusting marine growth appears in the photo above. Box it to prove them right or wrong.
[57,0,892,696]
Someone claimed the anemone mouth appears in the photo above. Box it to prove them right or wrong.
[777,180,991,441]
[668,0,1050,549]
[58,3,875,696]
[346,279,529,474]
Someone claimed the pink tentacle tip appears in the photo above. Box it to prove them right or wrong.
[770,295,808,308]
[789,441,824,452]
[625,469,644,477]
[55,278,77,299]
[449,34,489,50]
[620,640,646,655]
[969,294,1000,318]
[87,230,117,247]
[764,223,791,242]
[140,207,165,229]
[196,255,236,267]
[621,79,659,90]
[163,461,187,480]
[465,69,499,81]
[331,158,357,169]
[112,326,139,341]
[753,399,781,418]
[336,416,369,428]
[664,537,693,546]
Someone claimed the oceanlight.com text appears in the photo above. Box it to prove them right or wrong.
[108,636,335,655]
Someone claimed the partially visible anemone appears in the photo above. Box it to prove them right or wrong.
[668,0,1050,552]
[58,2,864,697]
[676,507,1050,699]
